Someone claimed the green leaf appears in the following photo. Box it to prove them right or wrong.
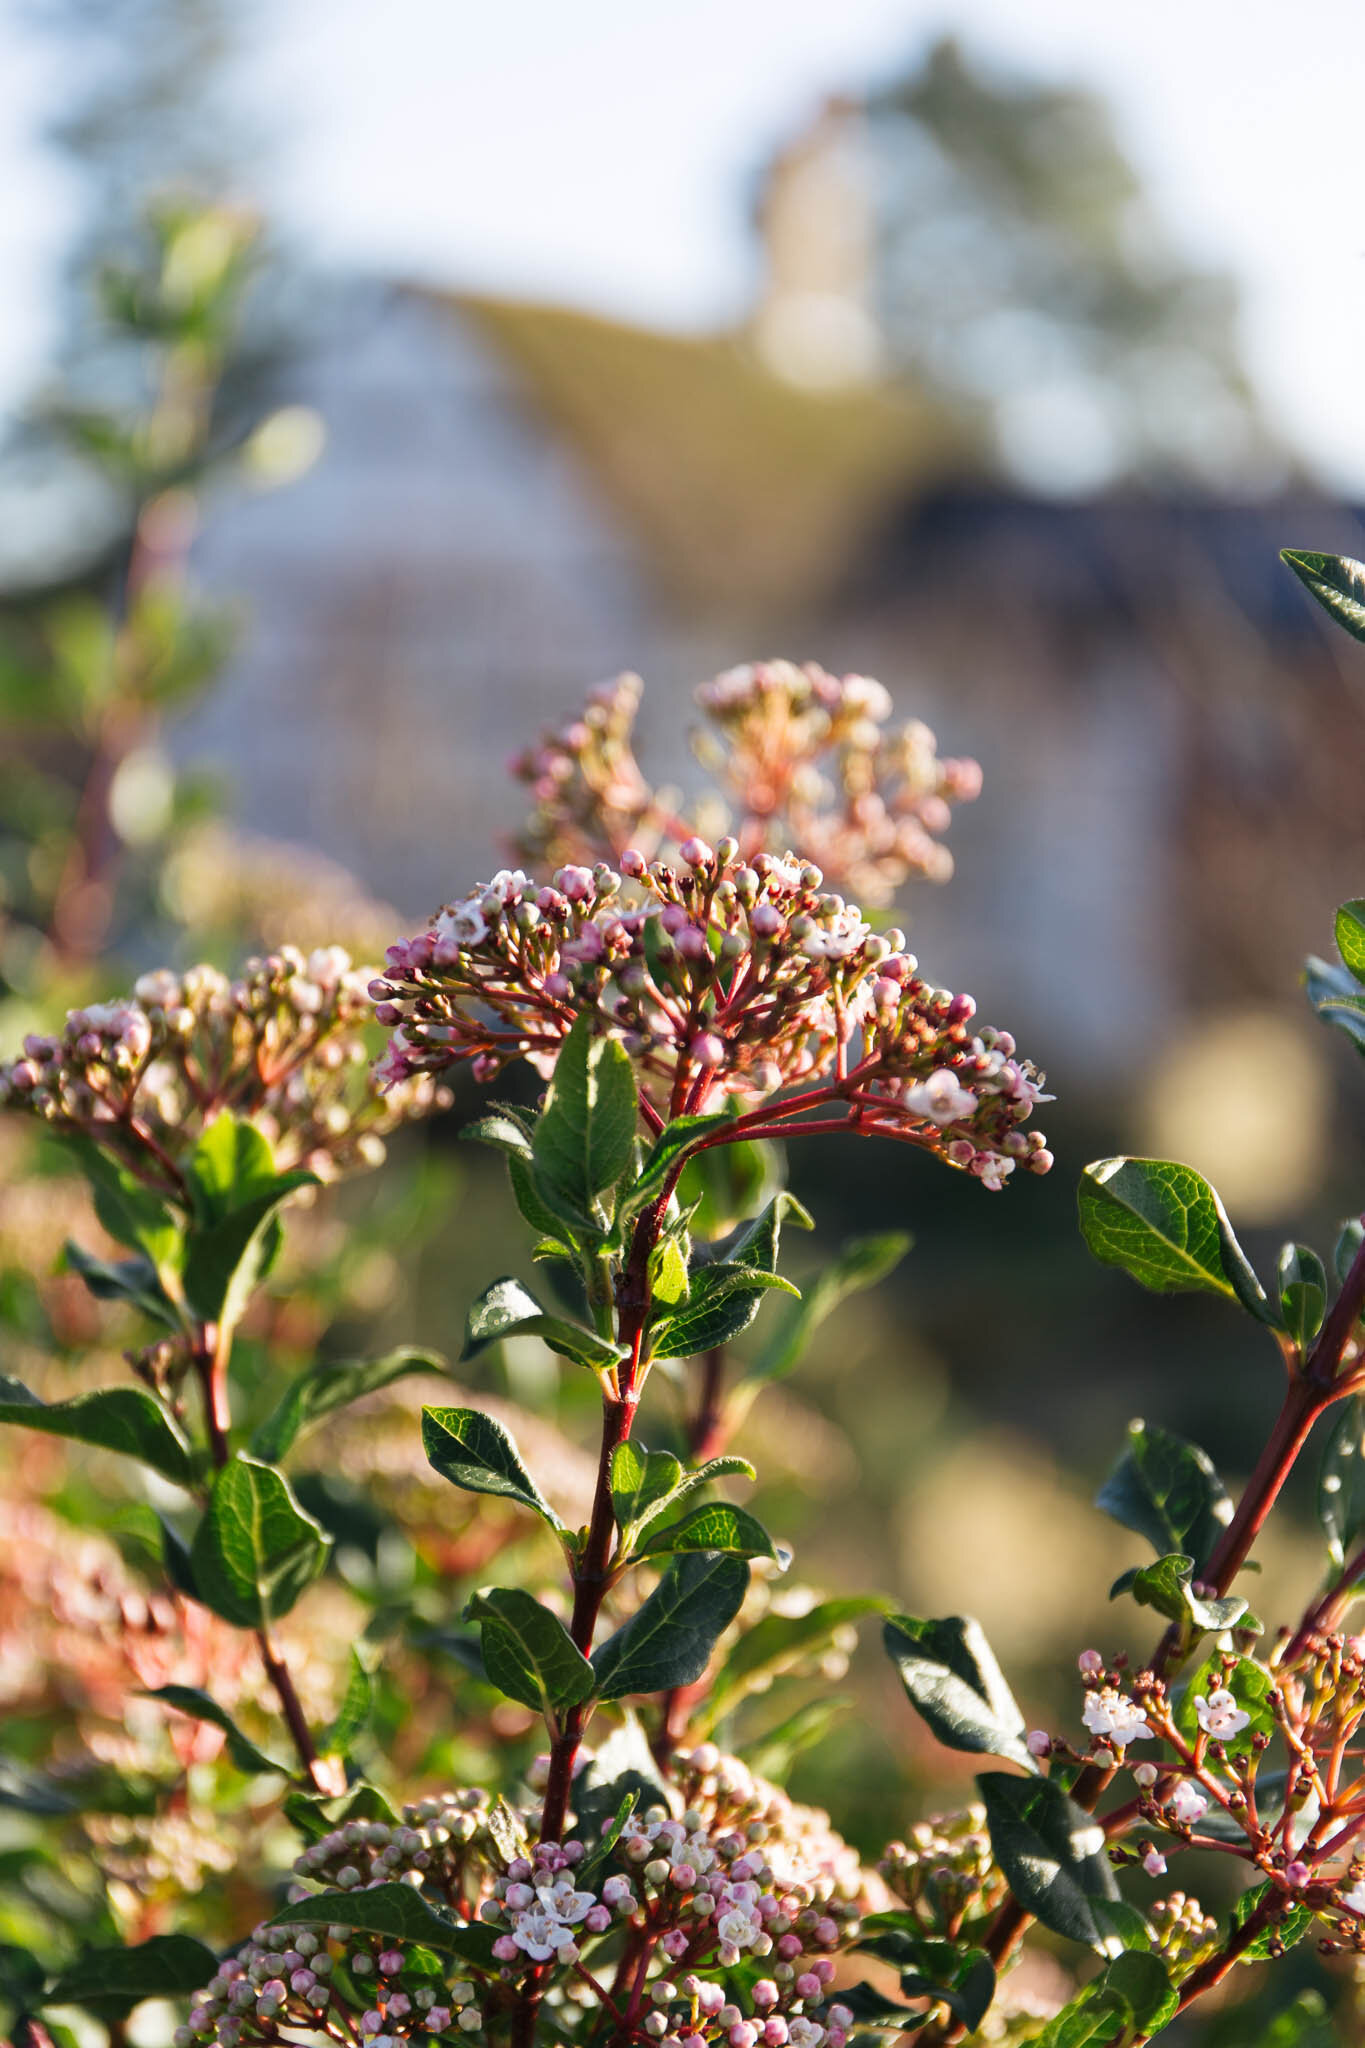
[621,1114,738,1231]
[636,1454,755,1538]
[749,1231,912,1383]
[703,1190,813,1273]
[611,1442,682,1532]
[1278,1244,1328,1351]
[464,1587,595,1719]
[1078,1157,1274,1322]
[699,1595,887,1730]
[183,1169,316,1329]
[884,1614,1037,1772]
[71,1141,183,1291]
[636,1500,781,1564]
[1337,901,1365,985]
[62,1241,180,1329]
[421,1406,565,1532]
[461,1275,627,1374]
[649,1265,798,1359]
[322,1647,374,1758]
[268,1883,492,1959]
[533,1014,638,1218]
[1305,955,1365,1058]
[144,1684,287,1775]
[186,1115,280,1223]
[1095,1419,1232,1572]
[1230,1879,1313,1960]
[1173,1655,1275,1754]
[250,1347,446,1462]
[1335,1219,1365,1288]
[462,1109,534,1160]
[508,1153,582,1252]
[190,1454,332,1628]
[1282,549,1365,643]
[44,1936,217,2012]
[592,1552,749,1700]
[1109,1553,1248,1633]
[1029,1951,1176,2048]
[0,1376,193,1486]
[978,1772,1120,1952]
[648,1235,690,1305]
[1320,1394,1365,1570]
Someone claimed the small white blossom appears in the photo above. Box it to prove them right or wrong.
[1340,1877,1365,1916]
[902,1067,977,1125]
[434,900,490,954]
[1081,1687,1151,1748]
[1168,1780,1208,1826]
[1194,1688,1251,1740]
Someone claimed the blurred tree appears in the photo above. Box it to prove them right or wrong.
[862,37,1277,491]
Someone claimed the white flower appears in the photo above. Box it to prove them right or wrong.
[1081,1687,1151,1748]
[307,946,352,986]
[974,1154,1015,1191]
[510,1907,572,1961]
[536,1879,593,1924]
[1168,1780,1208,1825]
[433,900,489,955]
[1340,1877,1365,1917]
[903,1067,977,1126]
[788,2026,826,2048]
[1142,1848,1167,1877]
[1194,1688,1251,1740]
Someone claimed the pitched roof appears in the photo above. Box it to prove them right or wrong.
[424,288,974,617]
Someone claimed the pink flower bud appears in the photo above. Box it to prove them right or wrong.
[795,1975,820,1999]
[1026,1729,1051,1758]
[1142,1849,1167,1877]
[680,837,714,869]
[491,1937,519,1963]
[690,1032,726,1068]
[1078,1649,1104,1678]
[753,1982,778,2010]
[1285,1861,1310,1887]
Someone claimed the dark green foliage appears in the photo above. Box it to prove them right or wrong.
[592,1552,748,1699]
[978,1772,1120,1950]
[463,1588,595,1719]
[884,1614,1036,1771]
[190,1454,332,1628]
[0,1376,193,1485]
[1079,1157,1273,1321]
[1095,1419,1232,1572]
[421,1406,564,1531]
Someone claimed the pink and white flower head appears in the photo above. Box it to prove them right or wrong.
[1193,1688,1251,1741]
[369,842,1051,1192]
[1081,1688,1151,1749]
[1168,1780,1208,1826]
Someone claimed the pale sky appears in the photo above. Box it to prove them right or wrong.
[3,0,1365,487]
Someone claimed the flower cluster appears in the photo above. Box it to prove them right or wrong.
[371,847,1050,1189]
[510,664,980,909]
[877,1804,1008,1935]
[0,946,450,1191]
[182,1752,868,2048]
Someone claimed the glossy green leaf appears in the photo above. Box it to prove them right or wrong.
[1095,1419,1232,1572]
[592,1552,749,1699]
[978,1772,1120,1951]
[1029,1950,1176,2048]
[464,1587,595,1718]
[885,1614,1036,1772]
[648,1265,798,1360]
[1109,1553,1248,1633]
[62,1241,180,1328]
[636,1500,781,1564]
[1282,549,1365,642]
[1230,1879,1313,1960]
[250,1347,446,1463]
[144,1685,287,1775]
[44,1936,217,2011]
[182,1169,316,1329]
[702,1190,813,1273]
[1079,1157,1274,1322]
[611,1442,683,1531]
[1278,1243,1327,1351]
[507,1153,582,1252]
[0,1376,193,1486]
[1319,1395,1365,1571]
[749,1230,911,1383]
[268,1883,492,1959]
[190,1454,332,1628]
[1335,1218,1365,1287]
[421,1406,564,1531]
[185,1116,280,1222]
[462,1109,534,1160]
[533,1014,638,1218]
[648,1235,690,1305]
[461,1275,626,1373]
[1337,901,1365,985]
[1305,955,1365,1057]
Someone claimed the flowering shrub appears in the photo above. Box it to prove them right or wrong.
[3,552,1365,2048]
